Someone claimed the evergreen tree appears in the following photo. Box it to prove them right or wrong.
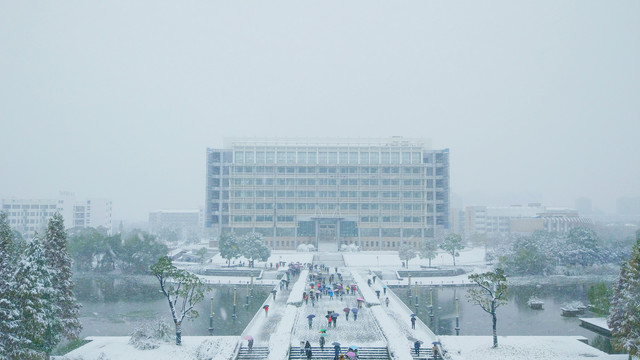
[9,236,57,359]
[608,232,640,356]
[240,232,271,268]
[219,232,241,267]
[418,238,438,267]
[42,213,82,343]
[0,212,20,359]
[398,243,417,268]
[440,233,464,266]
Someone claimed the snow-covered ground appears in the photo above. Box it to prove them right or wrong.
[57,336,239,360]
[343,247,487,269]
[59,249,627,360]
[440,336,626,360]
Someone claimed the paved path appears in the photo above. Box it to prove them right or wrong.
[290,268,386,349]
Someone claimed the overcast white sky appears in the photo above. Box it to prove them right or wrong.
[1,1,639,221]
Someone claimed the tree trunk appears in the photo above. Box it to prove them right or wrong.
[491,301,498,347]
[428,258,432,267]
[453,253,456,267]
[175,321,182,345]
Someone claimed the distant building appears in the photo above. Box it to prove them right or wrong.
[148,209,203,240]
[1,192,113,238]
[616,197,640,217]
[575,197,593,216]
[205,137,450,251]
[465,203,592,236]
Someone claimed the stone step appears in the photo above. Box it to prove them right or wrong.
[409,347,434,360]
[289,346,389,360]
[237,346,269,360]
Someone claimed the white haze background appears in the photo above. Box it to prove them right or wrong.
[0,1,638,221]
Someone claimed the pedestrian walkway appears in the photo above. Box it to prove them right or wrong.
[290,269,386,349]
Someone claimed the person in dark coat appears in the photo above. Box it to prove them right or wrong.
[333,344,341,359]
[306,348,313,360]
[411,316,416,329]
[414,340,421,355]
[319,335,325,350]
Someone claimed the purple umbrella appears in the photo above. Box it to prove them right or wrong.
[343,308,350,313]
[307,314,316,319]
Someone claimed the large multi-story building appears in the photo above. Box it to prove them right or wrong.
[205,137,450,251]
[1,192,113,238]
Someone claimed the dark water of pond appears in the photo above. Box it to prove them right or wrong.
[394,281,619,354]
[73,275,270,338]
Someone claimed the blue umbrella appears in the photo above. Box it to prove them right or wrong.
[349,345,358,350]
[351,308,358,314]
[410,313,417,317]
[332,342,341,346]
[332,313,339,317]
[307,314,316,319]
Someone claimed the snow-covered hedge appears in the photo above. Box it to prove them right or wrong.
[340,244,360,252]
[195,338,241,360]
[128,320,173,350]
[370,306,415,360]
[267,305,298,360]
[296,244,315,252]
[351,271,381,306]
[286,270,309,306]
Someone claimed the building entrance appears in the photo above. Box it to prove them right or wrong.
[316,219,338,252]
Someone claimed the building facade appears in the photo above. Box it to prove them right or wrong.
[1,192,113,238]
[205,137,450,251]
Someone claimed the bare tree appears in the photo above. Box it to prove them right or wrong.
[467,268,508,348]
[151,256,205,345]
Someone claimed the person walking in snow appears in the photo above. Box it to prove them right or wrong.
[319,335,325,350]
[414,340,421,355]
[331,313,338,327]
[248,338,254,352]
[411,315,416,329]
[306,348,313,360]
[385,297,390,307]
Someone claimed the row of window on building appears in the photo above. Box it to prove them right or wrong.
[211,165,446,176]
[234,149,426,164]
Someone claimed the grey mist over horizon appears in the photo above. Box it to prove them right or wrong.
[1,1,638,222]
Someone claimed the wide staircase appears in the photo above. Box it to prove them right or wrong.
[409,347,434,360]
[236,345,269,360]
[289,346,390,360]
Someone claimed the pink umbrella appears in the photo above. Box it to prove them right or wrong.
[243,335,253,341]
[357,297,364,301]
[346,350,356,359]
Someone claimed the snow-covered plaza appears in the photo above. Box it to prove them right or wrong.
[58,249,627,360]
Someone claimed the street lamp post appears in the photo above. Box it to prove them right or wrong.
[233,287,237,318]
[455,297,460,336]
[408,273,412,298]
[246,281,249,307]
[208,297,214,335]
